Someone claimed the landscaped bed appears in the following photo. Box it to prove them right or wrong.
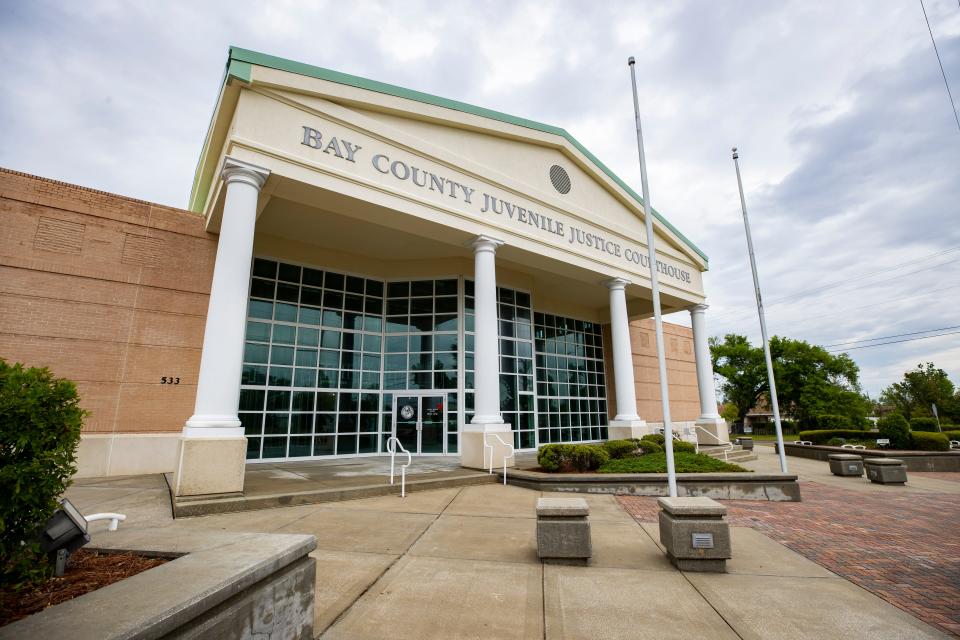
[0,549,168,627]
[598,452,748,473]
[535,435,751,475]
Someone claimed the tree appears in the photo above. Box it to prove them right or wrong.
[710,334,869,428]
[709,335,766,425]
[768,337,868,427]
[880,363,956,421]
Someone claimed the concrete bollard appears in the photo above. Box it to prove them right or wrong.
[536,497,591,565]
[657,496,731,573]
[864,458,908,485]
[828,453,864,477]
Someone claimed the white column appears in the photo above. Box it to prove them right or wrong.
[606,278,647,439]
[460,235,513,469]
[176,157,269,496]
[470,236,504,425]
[689,303,728,445]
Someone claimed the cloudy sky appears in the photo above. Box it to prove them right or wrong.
[2,0,958,397]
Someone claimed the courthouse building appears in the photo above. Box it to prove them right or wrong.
[0,48,726,498]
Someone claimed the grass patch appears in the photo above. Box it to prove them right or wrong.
[598,452,750,473]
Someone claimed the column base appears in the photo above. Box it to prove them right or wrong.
[694,417,729,446]
[608,419,650,440]
[461,423,515,470]
[174,435,247,497]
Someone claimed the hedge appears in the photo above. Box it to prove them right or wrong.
[944,430,960,442]
[910,431,950,451]
[797,429,878,444]
[909,417,940,432]
[0,360,86,587]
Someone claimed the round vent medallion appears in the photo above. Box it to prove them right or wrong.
[549,164,571,194]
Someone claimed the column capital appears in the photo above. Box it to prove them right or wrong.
[470,235,504,253]
[689,302,709,315]
[222,157,270,191]
[604,277,631,291]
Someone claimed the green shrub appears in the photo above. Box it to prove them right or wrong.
[603,439,639,459]
[536,443,609,472]
[599,452,749,473]
[812,414,852,430]
[826,437,845,446]
[669,440,697,454]
[944,430,960,442]
[641,433,666,446]
[797,429,879,444]
[909,417,940,432]
[570,444,609,471]
[0,360,86,587]
[910,431,950,451]
[638,440,663,454]
[877,414,911,449]
[537,444,565,472]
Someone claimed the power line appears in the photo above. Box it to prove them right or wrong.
[822,324,960,348]
[826,330,960,352]
[920,0,960,133]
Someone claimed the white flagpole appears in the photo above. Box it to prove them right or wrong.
[628,57,678,498]
[731,147,788,473]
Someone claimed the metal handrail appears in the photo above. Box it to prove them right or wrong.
[385,436,412,498]
[85,513,126,531]
[484,433,515,486]
[691,425,734,461]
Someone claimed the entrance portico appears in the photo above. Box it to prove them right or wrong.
[173,47,725,497]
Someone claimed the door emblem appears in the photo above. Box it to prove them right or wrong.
[400,404,415,420]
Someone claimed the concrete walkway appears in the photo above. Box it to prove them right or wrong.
[67,473,948,639]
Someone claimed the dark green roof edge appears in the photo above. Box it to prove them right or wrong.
[220,46,708,265]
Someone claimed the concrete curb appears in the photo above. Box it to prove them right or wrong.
[783,443,960,471]
[504,469,801,501]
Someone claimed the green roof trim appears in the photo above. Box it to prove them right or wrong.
[215,46,708,265]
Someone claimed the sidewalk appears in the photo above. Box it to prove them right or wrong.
[67,473,949,639]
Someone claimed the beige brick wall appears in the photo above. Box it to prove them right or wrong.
[0,168,215,435]
[604,318,701,423]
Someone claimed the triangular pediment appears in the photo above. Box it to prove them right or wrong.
[191,47,708,273]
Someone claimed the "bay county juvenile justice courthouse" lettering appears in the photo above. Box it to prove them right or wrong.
[301,125,692,285]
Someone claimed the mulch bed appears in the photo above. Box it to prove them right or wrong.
[0,549,169,627]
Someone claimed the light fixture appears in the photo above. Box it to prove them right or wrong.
[39,498,90,576]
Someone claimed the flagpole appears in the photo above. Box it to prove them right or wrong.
[628,57,678,498]
[731,147,788,473]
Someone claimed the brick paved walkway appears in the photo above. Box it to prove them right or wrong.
[619,475,960,638]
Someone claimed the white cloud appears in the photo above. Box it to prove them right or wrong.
[1,0,957,396]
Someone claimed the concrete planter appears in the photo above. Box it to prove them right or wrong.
[0,529,317,640]
[735,437,754,451]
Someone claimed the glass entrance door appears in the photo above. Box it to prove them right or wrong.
[393,394,445,454]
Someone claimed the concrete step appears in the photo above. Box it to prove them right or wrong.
[168,470,496,518]
[698,445,757,464]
